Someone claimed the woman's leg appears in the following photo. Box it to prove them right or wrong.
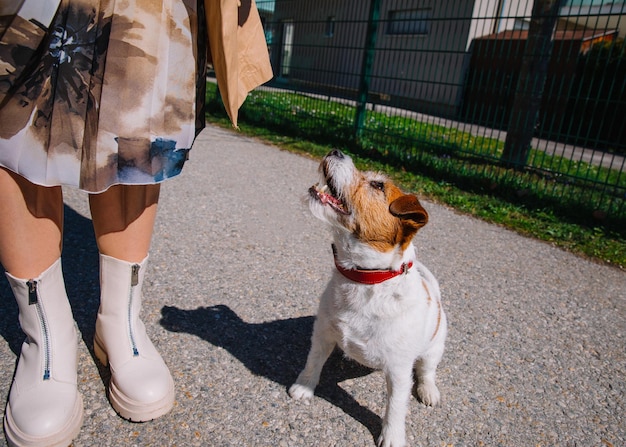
[0,168,83,447]
[88,183,160,262]
[0,168,63,277]
[89,184,175,422]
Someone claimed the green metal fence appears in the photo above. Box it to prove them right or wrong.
[215,0,626,230]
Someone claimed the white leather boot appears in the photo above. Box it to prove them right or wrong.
[3,258,83,447]
[94,254,174,422]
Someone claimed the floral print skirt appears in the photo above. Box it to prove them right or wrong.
[0,0,206,192]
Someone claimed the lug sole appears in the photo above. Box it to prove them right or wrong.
[94,336,175,422]
[3,393,83,447]
[109,378,175,422]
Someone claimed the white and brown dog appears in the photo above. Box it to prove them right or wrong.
[289,150,447,447]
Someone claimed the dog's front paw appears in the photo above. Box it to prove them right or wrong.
[289,383,315,401]
[416,381,441,407]
[377,425,406,447]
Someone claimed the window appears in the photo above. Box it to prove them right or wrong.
[281,21,294,77]
[325,16,335,38]
[387,9,431,35]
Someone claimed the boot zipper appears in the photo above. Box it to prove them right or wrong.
[128,264,140,356]
[27,280,51,380]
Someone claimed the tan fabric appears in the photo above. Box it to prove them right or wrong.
[205,0,273,127]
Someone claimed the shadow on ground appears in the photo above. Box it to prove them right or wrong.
[160,304,383,441]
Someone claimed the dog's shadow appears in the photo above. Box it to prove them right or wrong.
[160,304,382,440]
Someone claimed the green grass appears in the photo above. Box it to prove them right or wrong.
[255,88,624,185]
[205,84,626,269]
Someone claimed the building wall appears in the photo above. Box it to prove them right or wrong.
[272,0,493,117]
[270,0,624,119]
[271,1,368,91]
[468,0,533,48]
[369,0,474,115]
[561,2,626,37]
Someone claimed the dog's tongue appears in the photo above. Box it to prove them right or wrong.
[313,184,349,214]
[319,191,339,206]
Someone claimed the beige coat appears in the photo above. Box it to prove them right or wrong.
[205,0,274,127]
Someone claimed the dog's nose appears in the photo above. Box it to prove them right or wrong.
[329,149,344,159]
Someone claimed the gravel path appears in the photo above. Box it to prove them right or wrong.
[1,125,625,447]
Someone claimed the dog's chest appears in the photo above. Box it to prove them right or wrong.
[337,314,396,368]
[330,280,430,369]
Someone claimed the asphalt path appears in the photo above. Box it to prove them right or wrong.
[1,124,625,446]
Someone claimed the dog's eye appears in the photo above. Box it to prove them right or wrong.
[370,181,385,192]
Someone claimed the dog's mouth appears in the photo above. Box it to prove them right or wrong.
[309,182,350,215]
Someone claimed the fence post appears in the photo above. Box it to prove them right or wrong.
[354,0,382,141]
[501,0,565,168]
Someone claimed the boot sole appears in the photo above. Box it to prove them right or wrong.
[109,378,175,422]
[94,336,175,422]
[3,393,83,447]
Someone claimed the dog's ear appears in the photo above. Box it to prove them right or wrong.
[389,194,428,229]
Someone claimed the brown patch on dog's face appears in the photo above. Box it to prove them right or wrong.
[345,173,428,252]
[309,150,428,253]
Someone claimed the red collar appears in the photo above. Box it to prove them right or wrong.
[332,244,413,285]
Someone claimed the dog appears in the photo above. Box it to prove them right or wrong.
[289,149,447,447]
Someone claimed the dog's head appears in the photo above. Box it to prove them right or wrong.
[308,150,428,254]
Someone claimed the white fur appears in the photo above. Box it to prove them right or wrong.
[290,151,447,447]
